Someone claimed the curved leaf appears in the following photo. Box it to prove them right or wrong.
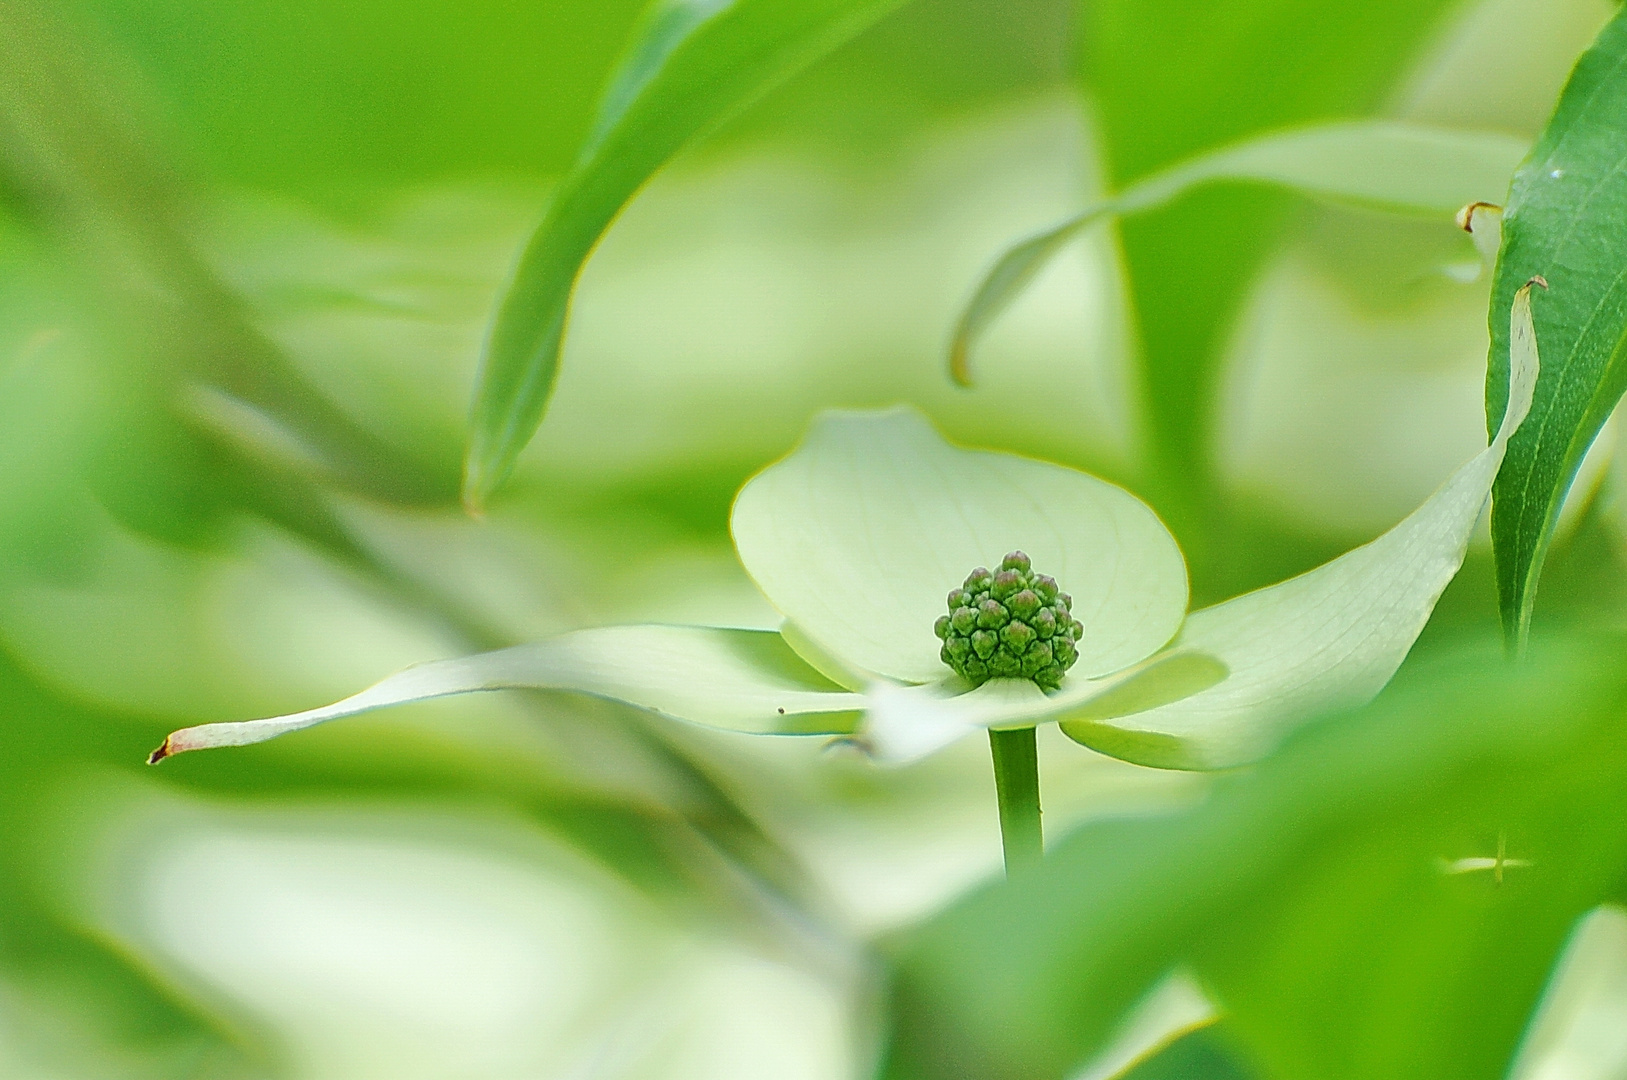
[1487,4,1627,648]
[1077,0,1464,519]
[1059,285,1541,770]
[952,121,1527,385]
[149,625,863,759]
[463,0,910,508]
[730,406,1189,686]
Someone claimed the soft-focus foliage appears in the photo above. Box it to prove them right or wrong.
[5,0,1627,1077]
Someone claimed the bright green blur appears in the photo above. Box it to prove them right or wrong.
[1,0,1625,1077]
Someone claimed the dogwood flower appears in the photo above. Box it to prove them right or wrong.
[150,288,1540,780]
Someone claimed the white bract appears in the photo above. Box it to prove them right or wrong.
[152,289,1541,772]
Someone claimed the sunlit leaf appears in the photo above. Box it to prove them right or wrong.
[1060,284,1541,769]
[952,121,1526,385]
[151,626,863,759]
[1487,3,1627,648]
[463,0,911,508]
[730,406,1188,685]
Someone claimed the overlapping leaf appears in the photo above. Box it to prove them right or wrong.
[1077,0,1464,520]
[881,633,1627,1080]
[952,120,1525,385]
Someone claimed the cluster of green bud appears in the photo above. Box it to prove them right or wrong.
[933,551,1082,690]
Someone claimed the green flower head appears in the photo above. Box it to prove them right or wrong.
[936,552,1080,689]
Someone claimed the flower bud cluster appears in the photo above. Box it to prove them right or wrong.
[933,550,1081,689]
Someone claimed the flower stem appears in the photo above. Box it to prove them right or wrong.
[988,726,1042,875]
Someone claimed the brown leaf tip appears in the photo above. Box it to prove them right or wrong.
[146,739,173,765]
[1527,275,1549,290]
[1456,201,1501,232]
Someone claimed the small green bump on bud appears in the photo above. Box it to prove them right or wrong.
[1001,620,1035,652]
[991,570,1023,599]
[1020,646,1048,678]
[937,555,1082,688]
[1009,589,1040,619]
[977,599,1009,629]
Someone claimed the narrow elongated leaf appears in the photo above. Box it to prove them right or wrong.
[149,625,863,759]
[1487,4,1627,648]
[463,0,910,507]
[952,121,1526,384]
[1059,285,1541,769]
[731,406,1189,686]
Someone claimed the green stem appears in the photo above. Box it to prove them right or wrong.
[988,726,1042,875]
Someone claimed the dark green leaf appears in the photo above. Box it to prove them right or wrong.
[464,0,913,508]
[881,633,1627,1080]
[1487,5,1627,648]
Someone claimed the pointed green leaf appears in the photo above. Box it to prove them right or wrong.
[862,651,1226,764]
[953,121,1526,385]
[463,0,910,507]
[150,626,863,759]
[1059,287,1541,770]
[730,406,1189,686]
[1487,5,1627,648]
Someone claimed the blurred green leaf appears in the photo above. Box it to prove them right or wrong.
[881,632,1627,1080]
[76,0,649,192]
[1486,5,1627,649]
[0,1,461,506]
[1078,0,1465,529]
[464,0,912,508]
[952,120,1525,386]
